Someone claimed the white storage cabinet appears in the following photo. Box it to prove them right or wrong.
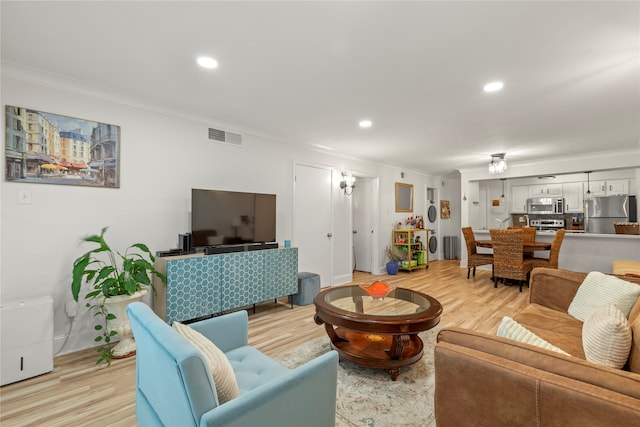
[588,179,629,196]
[0,296,54,385]
[562,182,584,213]
[511,186,530,213]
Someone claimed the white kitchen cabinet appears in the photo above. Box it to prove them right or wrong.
[562,182,584,213]
[511,186,529,213]
[529,183,562,197]
[606,179,629,195]
[587,180,606,196]
[586,179,628,196]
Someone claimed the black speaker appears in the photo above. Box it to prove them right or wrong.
[185,232,192,253]
[178,233,191,253]
[205,245,245,255]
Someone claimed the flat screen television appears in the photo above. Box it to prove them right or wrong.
[191,189,276,248]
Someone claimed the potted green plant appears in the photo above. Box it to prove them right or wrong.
[385,245,407,275]
[71,227,166,365]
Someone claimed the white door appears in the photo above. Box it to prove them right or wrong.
[294,164,333,287]
[352,178,373,272]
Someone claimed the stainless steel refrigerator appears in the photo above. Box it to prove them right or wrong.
[585,195,637,234]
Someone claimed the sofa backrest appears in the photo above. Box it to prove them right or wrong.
[128,302,218,426]
[530,268,640,374]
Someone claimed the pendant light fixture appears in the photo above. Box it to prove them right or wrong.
[489,153,507,174]
[585,171,592,199]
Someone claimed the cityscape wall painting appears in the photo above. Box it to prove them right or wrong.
[5,106,120,188]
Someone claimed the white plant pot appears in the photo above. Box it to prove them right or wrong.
[103,289,147,359]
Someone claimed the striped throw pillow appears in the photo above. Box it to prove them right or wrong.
[568,272,640,322]
[173,321,240,404]
[582,304,632,369]
[497,316,570,355]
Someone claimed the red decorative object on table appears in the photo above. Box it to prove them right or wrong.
[359,281,396,299]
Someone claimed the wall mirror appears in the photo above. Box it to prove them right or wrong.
[395,182,414,212]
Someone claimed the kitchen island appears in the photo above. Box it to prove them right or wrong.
[469,229,639,274]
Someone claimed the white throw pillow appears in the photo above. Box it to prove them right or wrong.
[497,316,570,355]
[172,321,240,404]
[582,304,632,369]
[568,272,640,321]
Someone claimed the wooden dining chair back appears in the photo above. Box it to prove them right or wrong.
[507,226,536,244]
[462,227,493,280]
[521,227,536,245]
[508,226,537,255]
[531,229,566,270]
[490,228,534,292]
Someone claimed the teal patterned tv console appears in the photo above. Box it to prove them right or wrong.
[152,248,298,324]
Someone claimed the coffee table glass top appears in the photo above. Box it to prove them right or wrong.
[321,286,431,317]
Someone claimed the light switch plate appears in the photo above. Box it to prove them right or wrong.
[18,189,32,204]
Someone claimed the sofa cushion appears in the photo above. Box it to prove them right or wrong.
[514,303,585,358]
[225,345,289,394]
[568,272,640,321]
[497,316,569,355]
[172,321,240,404]
[583,304,632,369]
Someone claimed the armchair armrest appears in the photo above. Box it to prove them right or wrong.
[200,350,339,427]
[189,311,249,352]
[529,268,586,312]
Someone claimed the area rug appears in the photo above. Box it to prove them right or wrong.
[274,326,441,427]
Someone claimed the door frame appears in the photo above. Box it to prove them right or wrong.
[349,171,380,276]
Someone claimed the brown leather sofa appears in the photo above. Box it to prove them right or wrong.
[434,268,640,426]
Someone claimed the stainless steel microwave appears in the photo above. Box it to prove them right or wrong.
[526,197,564,215]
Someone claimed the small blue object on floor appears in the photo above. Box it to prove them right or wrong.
[291,272,321,306]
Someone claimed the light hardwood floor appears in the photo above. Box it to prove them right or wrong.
[0,260,528,426]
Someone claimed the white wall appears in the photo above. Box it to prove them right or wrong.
[1,70,455,354]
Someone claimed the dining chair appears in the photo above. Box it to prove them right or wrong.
[490,228,534,292]
[461,227,493,280]
[507,226,536,242]
[530,229,565,270]
[508,226,537,256]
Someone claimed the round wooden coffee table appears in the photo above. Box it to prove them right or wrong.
[313,285,442,380]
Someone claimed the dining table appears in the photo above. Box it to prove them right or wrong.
[475,239,552,251]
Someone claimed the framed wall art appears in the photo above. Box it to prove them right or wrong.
[395,182,414,212]
[5,106,120,188]
[441,200,451,219]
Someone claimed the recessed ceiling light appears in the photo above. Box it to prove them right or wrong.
[197,56,218,69]
[359,120,372,128]
[483,81,504,92]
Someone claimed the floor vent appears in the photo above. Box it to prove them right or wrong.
[208,127,243,146]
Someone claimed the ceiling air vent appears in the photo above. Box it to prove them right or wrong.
[208,127,243,146]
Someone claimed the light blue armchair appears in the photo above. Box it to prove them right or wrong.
[128,302,338,427]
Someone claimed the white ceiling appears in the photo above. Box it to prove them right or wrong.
[2,1,639,176]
